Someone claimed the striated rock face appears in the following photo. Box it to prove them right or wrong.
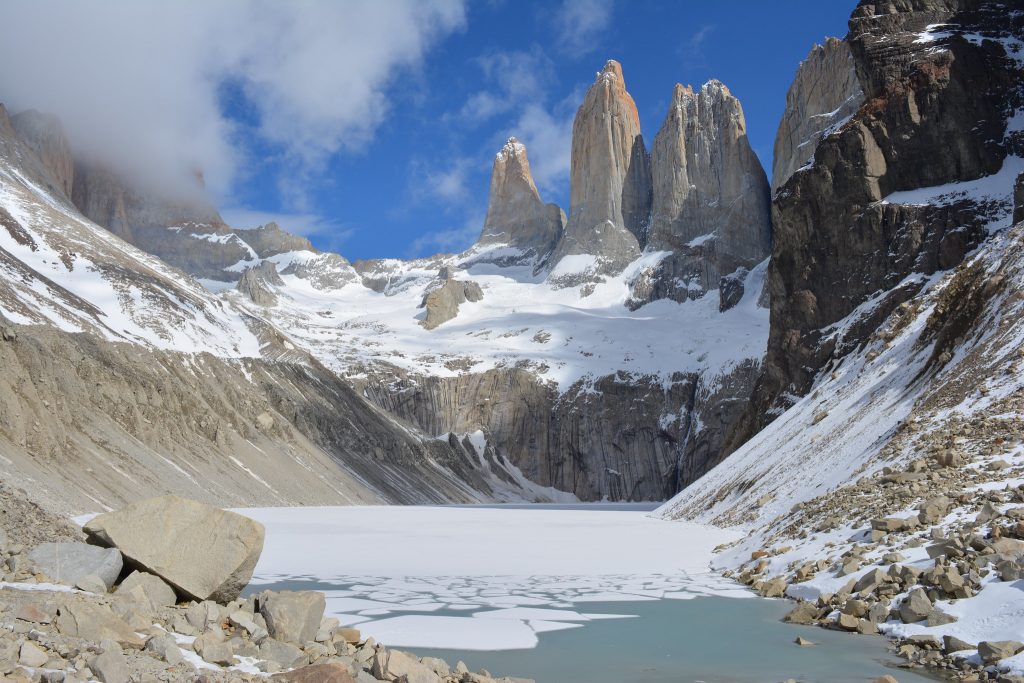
[727,0,1024,453]
[550,60,651,275]
[363,360,760,500]
[10,110,75,200]
[772,37,864,193]
[642,81,771,301]
[479,138,564,255]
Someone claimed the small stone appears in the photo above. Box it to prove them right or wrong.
[926,609,958,626]
[336,628,361,644]
[783,601,820,625]
[19,642,49,668]
[899,588,932,623]
[258,638,306,669]
[90,648,129,683]
[836,613,860,631]
[258,591,326,645]
[116,571,177,609]
[794,636,815,646]
[74,574,109,594]
[979,639,1024,664]
[144,633,183,665]
[943,635,976,653]
[270,662,357,682]
[873,676,899,683]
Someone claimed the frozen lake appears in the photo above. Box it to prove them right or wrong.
[241,504,932,682]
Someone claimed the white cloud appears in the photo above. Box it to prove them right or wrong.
[413,156,478,204]
[453,49,554,124]
[0,0,465,204]
[509,101,575,197]
[554,0,614,57]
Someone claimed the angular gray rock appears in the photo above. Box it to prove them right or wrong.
[550,60,651,275]
[18,642,49,668]
[55,602,146,649]
[646,80,771,297]
[979,640,1024,664]
[91,646,130,683]
[772,37,863,192]
[28,542,123,590]
[419,274,484,330]
[83,495,265,602]
[372,649,441,683]
[238,260,285,307]
[259,638,306,669]
[116,570,178,610]
[258,590,326,645]
[144,633,184,665]
[478,138,564,255]
[899,588,932,623]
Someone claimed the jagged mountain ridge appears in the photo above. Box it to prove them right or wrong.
[0,57,780,502]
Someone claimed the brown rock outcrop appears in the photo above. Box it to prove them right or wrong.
[550,60,651,275]
[478,138,564,255]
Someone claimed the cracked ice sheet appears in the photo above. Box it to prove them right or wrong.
[240,505,743,650]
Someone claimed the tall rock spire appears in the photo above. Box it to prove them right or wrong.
[550,60,652,276]
[478,138,564,254]
[647,80,771,290]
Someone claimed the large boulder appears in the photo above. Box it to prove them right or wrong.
[83,495,265,602]
[258,590,326,645]
[28,542,123,590]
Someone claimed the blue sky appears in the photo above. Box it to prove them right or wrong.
[1,1,854,261]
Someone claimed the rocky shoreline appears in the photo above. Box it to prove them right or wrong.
[0,488,531,683]
[722,396,1024,682]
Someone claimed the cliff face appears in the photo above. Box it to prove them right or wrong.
[9,110,75,200]
[726,0,1024,452]
[772,38,864,193]
[478,138,564,256]
[637,81,771,304]
[550,60,652,275]
[362,360,761,501]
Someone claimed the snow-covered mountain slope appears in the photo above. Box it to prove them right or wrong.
[0,113,262,357]
[219,244,768,393]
